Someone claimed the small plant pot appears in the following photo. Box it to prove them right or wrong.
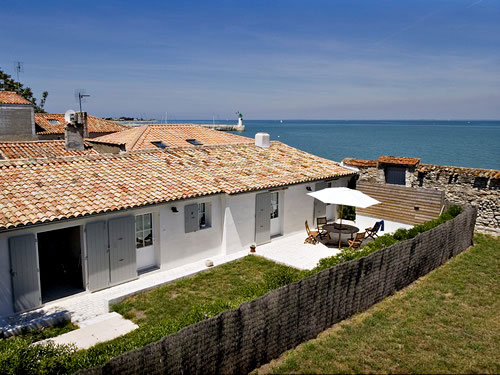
[250,245,256,253]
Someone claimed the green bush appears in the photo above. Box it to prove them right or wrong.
[313,205,462,273]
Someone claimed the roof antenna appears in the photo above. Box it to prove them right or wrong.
[14,61,24,82]
[74,89,90,112]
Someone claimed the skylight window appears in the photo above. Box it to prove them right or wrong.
[186,139,203,146]
[48,119,61,125]
[151,141,168,149]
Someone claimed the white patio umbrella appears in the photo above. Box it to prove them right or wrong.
[307,187,381,248]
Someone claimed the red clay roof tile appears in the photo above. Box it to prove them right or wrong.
[89,124,254,150]
[0,91,32,105]
[0,142,354,230]
[35,113,128,135]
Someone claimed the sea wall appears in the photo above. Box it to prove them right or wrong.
[79,206,476,375]
[411,164,499,234]
[344,158,499,234]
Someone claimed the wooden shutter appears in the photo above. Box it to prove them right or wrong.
[184,203,199,233]
[108,216,137,285]
[86,221,110,291]
[9,234,42,312]
[255,192,271,245]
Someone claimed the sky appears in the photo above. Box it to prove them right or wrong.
[1,0,499,120]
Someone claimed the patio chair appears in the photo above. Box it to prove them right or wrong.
[304,220,320,245]
[348,231,366,249]
[316,217,329,240]
[365,220,383,240]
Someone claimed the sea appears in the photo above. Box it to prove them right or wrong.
[157,120,500,170]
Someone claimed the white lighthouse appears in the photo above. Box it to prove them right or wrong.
[236,111,245,131]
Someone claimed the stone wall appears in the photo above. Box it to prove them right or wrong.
[0,104,36,141]
[346,160,499,234]
[79,206,477,375]
[412,165,499,234]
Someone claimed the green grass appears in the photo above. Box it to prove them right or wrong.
[256,234,500,374]
[0,255,303,374]
[112,255,302,326]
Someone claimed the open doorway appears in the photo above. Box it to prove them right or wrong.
[37,226,84,303]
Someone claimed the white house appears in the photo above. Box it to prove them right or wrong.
[0,135,356,318]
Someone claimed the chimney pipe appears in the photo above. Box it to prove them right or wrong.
[65,111,88,151]
[255,132,270,148]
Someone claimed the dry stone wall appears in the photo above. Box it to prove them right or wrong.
[412,165,499,234]
[350,162,499,234]
[79,206,476,375]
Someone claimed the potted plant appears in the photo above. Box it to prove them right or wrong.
[250,244,256,253]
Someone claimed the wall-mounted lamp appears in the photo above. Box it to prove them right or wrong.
[171,207,178,213]
[306,186,312,191]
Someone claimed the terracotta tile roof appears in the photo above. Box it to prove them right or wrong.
[0,140,99,160]
[89,124,254,150]
[0,91,32,105]
[0,142,355,230]
[342,158,377,167]
[35,113,129,135]
[378,156,420,166]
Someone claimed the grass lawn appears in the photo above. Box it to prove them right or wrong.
[112,255,302,326]
[256,234,500,374]
[0,255,302,374]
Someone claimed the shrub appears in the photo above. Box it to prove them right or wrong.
[313,204,462,273]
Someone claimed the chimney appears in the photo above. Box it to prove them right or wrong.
[65,111,88,151]
[255,132,270,148]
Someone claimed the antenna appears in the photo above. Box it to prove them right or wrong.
[74,89,90,112]
[14,61,24,82]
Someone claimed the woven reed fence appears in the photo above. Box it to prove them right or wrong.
[80,206,476,375]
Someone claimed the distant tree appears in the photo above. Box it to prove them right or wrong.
[0,68,48,112]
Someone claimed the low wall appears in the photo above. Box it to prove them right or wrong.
[80,206,477,375]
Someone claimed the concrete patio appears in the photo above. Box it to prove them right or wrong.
[1,214,411,346]
[256,214,412,269]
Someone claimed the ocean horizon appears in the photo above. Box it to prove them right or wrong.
[136,120,500,170]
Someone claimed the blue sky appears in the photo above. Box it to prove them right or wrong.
[2,0,499,119]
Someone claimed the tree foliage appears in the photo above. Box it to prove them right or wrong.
[0,68,48,113]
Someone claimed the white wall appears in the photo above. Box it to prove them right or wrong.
[223,192,257,255]
[283,183,315,235]
[159,195,223,270]
[326,176,351,222]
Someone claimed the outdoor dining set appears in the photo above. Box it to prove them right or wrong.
[304,186,384,249]
[305,218,383,248]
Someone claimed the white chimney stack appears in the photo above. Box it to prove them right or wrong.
[255,132,270,148]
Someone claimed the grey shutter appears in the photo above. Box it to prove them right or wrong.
[184,203,199,233]
[313,181,328,220]
[109,216,137,285]
[86,221,110,291]
[255,192,271,245]
[9,234,41,312]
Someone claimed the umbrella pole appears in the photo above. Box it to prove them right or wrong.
[338,204,343,249]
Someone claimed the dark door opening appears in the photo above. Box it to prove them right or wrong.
[37,226,84,303]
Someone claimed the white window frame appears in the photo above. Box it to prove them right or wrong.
[198,202,211,230]
[135,213,153,249]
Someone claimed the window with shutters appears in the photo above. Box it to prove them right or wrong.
[136,213,153,248]
[185,202,211,233]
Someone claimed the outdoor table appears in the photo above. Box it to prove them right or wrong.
[322,223,359,245]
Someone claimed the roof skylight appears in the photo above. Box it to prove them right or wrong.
[186,139,203,146]
[151,141,168,149]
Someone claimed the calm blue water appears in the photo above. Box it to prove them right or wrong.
[172,120,500,170]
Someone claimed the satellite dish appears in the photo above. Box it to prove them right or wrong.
[64,109,76,123]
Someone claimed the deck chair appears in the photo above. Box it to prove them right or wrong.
[316,217,329,240]
[304,220,320,245]
[365,220,383,240]
[348,231,366,249]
